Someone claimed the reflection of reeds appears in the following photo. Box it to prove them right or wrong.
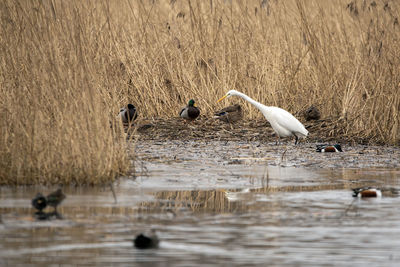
[138,182,377,213]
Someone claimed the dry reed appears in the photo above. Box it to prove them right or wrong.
[0,1,131,185]
[1,0,399,184]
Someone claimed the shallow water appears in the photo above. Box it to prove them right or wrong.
[1,141,399,266]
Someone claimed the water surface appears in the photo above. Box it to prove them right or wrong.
[1,141,399,266]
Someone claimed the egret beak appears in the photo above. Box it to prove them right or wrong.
[217,95,228,103]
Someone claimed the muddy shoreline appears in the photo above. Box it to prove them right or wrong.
[131,117,399,170]
[132,116,391,145]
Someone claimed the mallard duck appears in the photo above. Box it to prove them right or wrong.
[316,144,343,152]
[133,231,159,249]
[118,104,138,124]
[46,188,66,212]
[179,99,200,120]
[31,193,47,211]
[214,104,243,123]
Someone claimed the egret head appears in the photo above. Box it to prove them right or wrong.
[217,90,240,103]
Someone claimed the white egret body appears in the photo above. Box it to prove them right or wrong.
[217,90,308,144]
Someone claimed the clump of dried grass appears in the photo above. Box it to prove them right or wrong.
[1,0,399,184]
[0,1,130,185]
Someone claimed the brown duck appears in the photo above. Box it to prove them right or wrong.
[46,188,66,212]
[214,104,243,123]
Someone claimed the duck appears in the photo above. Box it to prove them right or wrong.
[217,90,308,144]
[214,104,243,123]
[46,188,66,213]
[118,104,138,124]
[179,99,200,121]
[133,231,159,249]
[316,144,343,152]
[31,193,47,211]
[304,105,321,121]
[352,187,382,198]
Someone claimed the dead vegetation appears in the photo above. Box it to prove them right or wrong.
[132,115,369,145]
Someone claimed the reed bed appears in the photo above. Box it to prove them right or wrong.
[109,0,399,144]
[1,0,399,184]
[0,1,130,185]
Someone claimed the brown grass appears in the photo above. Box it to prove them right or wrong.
[1,0,399,184]
[0,1,131,185]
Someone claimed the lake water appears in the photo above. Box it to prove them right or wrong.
[1,140,399,266]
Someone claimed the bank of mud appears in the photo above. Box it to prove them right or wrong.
[132,116,387,145]
[130,117,400,170]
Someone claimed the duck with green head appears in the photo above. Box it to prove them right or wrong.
[179,99,200,121]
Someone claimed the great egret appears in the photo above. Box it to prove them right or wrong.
[213,104,243,123]
[316,144,343,152]
[118,104,138,124]
[217,90,308,144]
[180,99,200,120]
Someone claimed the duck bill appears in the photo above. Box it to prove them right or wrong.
[217,95,227,103]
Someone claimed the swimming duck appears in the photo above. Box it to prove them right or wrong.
[316,144,343,152]
[352,187,382,198]
[31,193,47,211]
[214,104,243,123]
[179,99,200,121]
[118,104,138,124]
[46,188,66,212]
[133,231,159,249]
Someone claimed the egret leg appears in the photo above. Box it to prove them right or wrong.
[275,135,281,145]
[294,134,298,145]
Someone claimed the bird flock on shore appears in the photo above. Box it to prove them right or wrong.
[28,89,395,250]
